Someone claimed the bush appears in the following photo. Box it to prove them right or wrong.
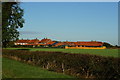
[2,49,120,79]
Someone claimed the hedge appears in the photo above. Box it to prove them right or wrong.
[2,49,120,79]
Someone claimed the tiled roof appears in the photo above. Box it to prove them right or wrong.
[46,41,56,45]
[40,39,52,43]
[15,39,39,43]
[64,42,75,45]
[74,42,103,46]
[54,41,103,46]
[54,42,65,46]
[16,40,30,43]
[15,39,104,46]
[28,39,39,43]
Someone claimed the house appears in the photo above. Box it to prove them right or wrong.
[54,42,64,47]
[39,38,52,44]
[14,39,39,46]
[53,41,106,49]
[54,42,75,47]
[14,38,55,47]
[65,41,106,49]
[37,38,55,47]
[14,39,30,45]
[27,39,39,45]
[14,38,106,49]
[46,41,56,46]
[74,41,103,47]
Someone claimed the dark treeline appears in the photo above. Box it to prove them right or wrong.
[2,49,120,80]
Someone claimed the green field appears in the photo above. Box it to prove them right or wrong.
[2,57,74,78]
[0,56,2,79]
[6,48,119,57]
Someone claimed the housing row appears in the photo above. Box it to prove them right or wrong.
[14,38,106,49]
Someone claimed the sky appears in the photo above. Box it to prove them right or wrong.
[2,0,120,2]
[19,2,118,45]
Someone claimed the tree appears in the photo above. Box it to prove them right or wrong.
[103,42,113,48]
[2,2,24,47]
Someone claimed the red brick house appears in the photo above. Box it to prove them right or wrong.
[74,41,103,47]
[14,38,105,49]
[14,39,30,45]
[14,39,39,46]
[39,38,52,44]
[54,41,104,48]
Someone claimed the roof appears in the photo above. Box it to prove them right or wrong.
[64,42,75,45]
[40,39,52,43]
[46,41,56,45]
[28,39,39,43]
[54,42,65,46]
[15,39,104,46]
[74,42,103,46]
[15,40,30,43]
[15,39,39,43]
[54,41,103,46]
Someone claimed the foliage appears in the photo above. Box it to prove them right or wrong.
[2,2,24,47]
[3,49,120,79]
[103,42,113,48]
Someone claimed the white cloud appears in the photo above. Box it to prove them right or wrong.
[19,31,42,35]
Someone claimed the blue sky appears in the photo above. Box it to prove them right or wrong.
[19,2,118,45]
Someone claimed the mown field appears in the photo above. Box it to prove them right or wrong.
[2,57,74,78]
[7,48,119,57]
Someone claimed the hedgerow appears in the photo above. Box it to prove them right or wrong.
[2,49,120,79]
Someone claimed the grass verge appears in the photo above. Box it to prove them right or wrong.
[2,57,74,78]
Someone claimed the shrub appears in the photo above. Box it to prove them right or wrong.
[2,49,120,79]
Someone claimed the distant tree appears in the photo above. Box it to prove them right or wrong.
[115,45,118,47]
[2,2,24,47]
[114,45,120,48]
[103,42,113,48]
[8,41,15,47]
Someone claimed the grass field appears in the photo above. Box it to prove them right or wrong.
[6,48,119,57]
[0,56,2,79]
[2,57,74,78]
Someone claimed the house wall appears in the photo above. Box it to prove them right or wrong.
[14,43,28,45]
[65,46,106,49]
